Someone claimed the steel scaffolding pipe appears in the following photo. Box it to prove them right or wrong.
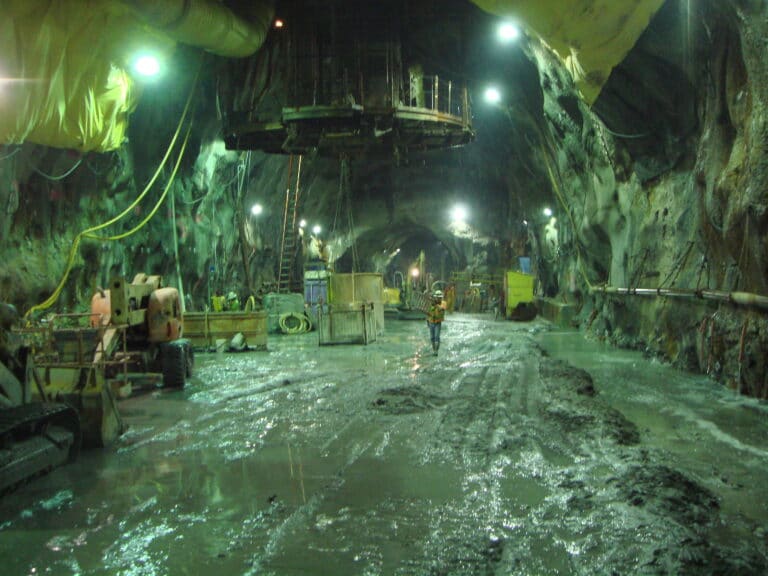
[590,286,768,312]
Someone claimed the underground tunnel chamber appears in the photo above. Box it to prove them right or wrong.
[3,317,767,574]
[2,0,768,573]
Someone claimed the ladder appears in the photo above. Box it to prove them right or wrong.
[277,155,303,293]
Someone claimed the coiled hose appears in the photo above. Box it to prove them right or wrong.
[279,312,313,334]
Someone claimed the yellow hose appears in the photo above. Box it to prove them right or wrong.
[24,68,200,319]
[87,69,200,233]
[85,125,191,241]
[279,312,311,334]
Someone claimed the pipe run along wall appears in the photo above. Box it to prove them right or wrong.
[591,286,768,313]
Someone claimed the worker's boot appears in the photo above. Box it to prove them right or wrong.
[433,342,439,356]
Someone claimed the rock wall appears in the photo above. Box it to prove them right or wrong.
[526,0,768,395]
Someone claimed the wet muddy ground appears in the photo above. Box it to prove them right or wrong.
[1,315,767,575]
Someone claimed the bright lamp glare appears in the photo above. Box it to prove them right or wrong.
[312,224,322,235]
[543,207,553,217]
[299,219,307,228]
[133,55,160,77]
[499,22,520,42]
[484,87,501,104]
[411,268,420,278]
[251,203,263,216]
[451,204,468,223]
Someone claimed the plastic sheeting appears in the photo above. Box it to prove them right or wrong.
[0,0,273,152]
[0,0,149,151]
[470,0,665,104]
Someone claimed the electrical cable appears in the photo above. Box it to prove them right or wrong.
[31,158,83,181]
[0,147,21,161]
[86,67,200,234]
[598,125,650,140]
[590,109,650,139]
[24,123,193,320]
[538,141,595,290]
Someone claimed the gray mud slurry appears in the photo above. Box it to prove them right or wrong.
[1,315,766,575]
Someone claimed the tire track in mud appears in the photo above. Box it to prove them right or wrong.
[394,329,561,574]
[245,357,443,574]
[245,430,371,575]
[396,325,728,575]
[238,319,766,575]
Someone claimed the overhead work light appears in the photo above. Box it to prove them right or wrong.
[451,204,468,224]
[132,54,161,78]
[484,87,501,104]
[498,22,520,42]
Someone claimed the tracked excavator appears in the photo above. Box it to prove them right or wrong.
[1,303,81,494]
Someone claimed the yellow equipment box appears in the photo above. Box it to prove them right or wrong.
[505,271,534,316]
[383,287,401,306]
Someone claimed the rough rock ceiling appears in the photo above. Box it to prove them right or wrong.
[470,0,666,103]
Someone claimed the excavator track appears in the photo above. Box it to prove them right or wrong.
[0,403,81,495]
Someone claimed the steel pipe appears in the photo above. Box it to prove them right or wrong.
[590,286,768,312]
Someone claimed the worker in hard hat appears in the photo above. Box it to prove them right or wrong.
[426,290,446,356]
[226,291,240,311]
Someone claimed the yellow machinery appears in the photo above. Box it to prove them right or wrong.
[383,287,401,307]
[504,271,535,318]
[22,274,192,447]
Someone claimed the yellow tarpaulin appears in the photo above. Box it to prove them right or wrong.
[471,0,665,104]
[0,0,161,151]
[0,0,272,152]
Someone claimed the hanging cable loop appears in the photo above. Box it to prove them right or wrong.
[30,158,83,181]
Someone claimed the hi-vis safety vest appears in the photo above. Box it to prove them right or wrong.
[427,303,445,323]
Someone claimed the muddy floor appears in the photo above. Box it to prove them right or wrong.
[1,315,767,575]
